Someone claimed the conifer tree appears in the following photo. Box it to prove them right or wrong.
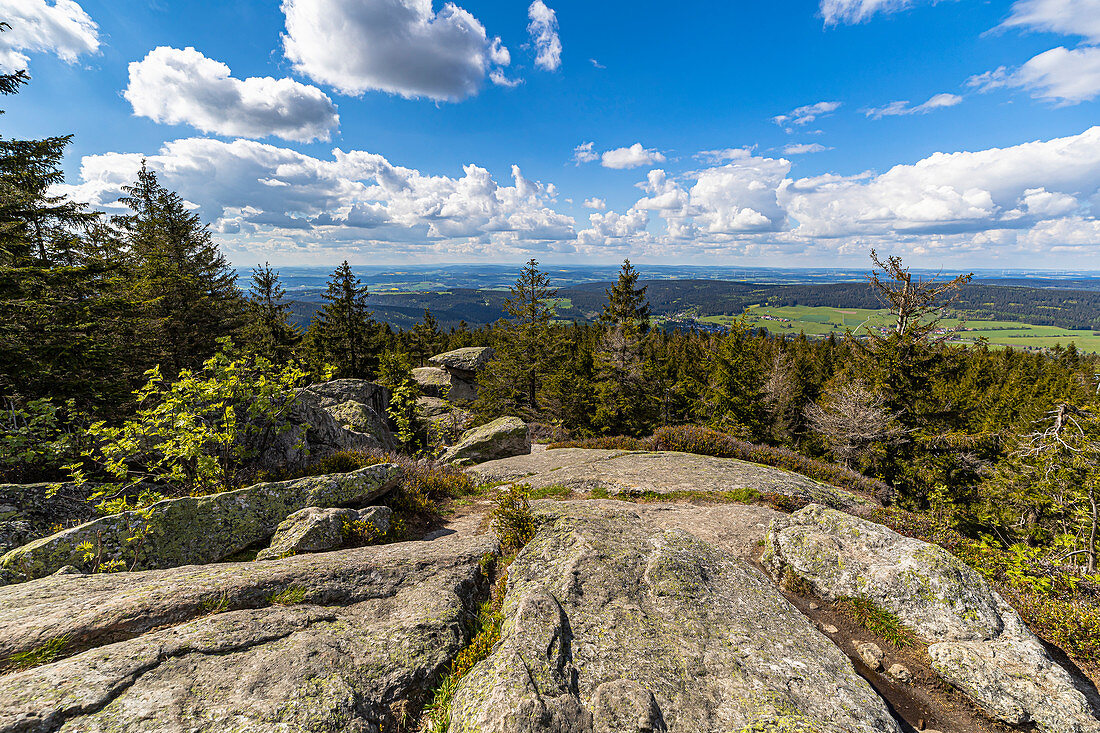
[478,259,559,417]
[0,36,139,408]
[242,263,299,361]
[409,309,443,365]
[593,260,654,434]
[311,260,377,378]
[706,320,765,438]
[116,163,243,373]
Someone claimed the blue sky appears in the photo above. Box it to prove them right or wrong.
[3,0,1100,268]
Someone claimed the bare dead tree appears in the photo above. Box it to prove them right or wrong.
[1017,402,1100,573]
[805,380,909,468]
[868,249,973,343]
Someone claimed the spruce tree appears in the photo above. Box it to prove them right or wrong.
[0,37,139,409]
[478,259,559,417]
[242,263,299,361]
[116,163,243,373]
[593,260,653,435]
[311,260,377,378]
[409,309,443,365]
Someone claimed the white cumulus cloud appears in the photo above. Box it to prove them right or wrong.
[124,47,339,143]
[969,46,1100,104]
[280,0,510,101]
[0,0,98,72]
[527,1,562,71]
[600,143,666,170]
[999,0,1100,44]
[583,197,606,210]
[865,92,963,119]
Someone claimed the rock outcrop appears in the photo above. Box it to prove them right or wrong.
[764,503,1100,733]
[260,379,397,470]
[0,465,402,582]
[413,367,478,402]
[442,416,530,466]
[0,531,496,733]
[414,347,493,405]
[471,447,871,510]
[0,483,95,556]
[448,500,901,732]
[255,505,393,561]
[428,346,494,378]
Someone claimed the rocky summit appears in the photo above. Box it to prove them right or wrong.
[1,448,1098,733]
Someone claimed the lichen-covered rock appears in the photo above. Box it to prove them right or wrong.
[258,379,396,470]
[471,448,870,510]
[417,395,451,417]
[0,465,402,582]
[0,483,96,555]
[428,346,494,377]
[0,531,496,733]
[412,367,478,402]
[765,504,1100,733]
[255,505,393,561]
[442,416,530,466]
[447,501,900,733]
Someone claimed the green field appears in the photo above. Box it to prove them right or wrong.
[700,305,1100,353]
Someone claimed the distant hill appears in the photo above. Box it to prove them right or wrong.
[283,279,1100,333]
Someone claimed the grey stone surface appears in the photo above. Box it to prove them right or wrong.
[412,367,478,402]
[255,505,393,561]
[428,347,494,377]
[447,500,901,733]
[857,641,885,671]
[0,531,496,733]
[442,416,530,466]
[765,503,1100,733]
[0,465,402,582]
[260,379,397,470]
[470,448,870,510]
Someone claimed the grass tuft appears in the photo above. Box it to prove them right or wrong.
[3,634,71,671]
[832,596,918,648]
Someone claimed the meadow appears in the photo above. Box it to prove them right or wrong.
[700,305,1100,353]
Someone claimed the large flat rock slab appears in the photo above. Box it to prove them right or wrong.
[470,448,869,509]
[447,500,900,733]
[765,504,1100,733]
[0,531,497,733]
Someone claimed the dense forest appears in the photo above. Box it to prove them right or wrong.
[283,277,1100,333]
[4,47,1100,675]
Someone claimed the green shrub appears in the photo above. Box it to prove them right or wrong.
[489,485,537,554]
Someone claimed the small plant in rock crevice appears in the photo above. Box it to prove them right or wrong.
[832,596,919,648]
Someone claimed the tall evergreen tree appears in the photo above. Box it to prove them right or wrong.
[593,260,654,435]
[242,263,299,361]
[409,309,443,365]
[478,259,559,417]
[0,36,139,409]
[311,260,377,378]
[116,163,243,373]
